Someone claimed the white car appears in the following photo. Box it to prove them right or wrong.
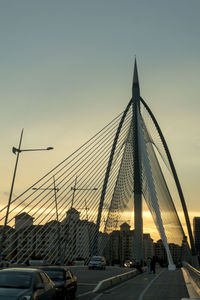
[88,256,106,270]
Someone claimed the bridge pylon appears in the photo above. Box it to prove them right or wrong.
[131,58,143,264]
[97,59,198,270]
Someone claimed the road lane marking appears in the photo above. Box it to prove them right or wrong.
[138,269,165,300]
[77,290,95,297]
[92,294,103,300]
[79,270,165,299]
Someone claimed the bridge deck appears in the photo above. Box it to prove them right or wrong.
[78,267,190,300]
[142,268,189,300]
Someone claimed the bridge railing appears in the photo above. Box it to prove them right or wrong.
[183,261,200,296]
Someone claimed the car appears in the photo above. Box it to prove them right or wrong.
[124,260,131,268]
[0,267,56,300]
[88,256,106,270]
[29,260,49,266]
[124,259,138,268]
[36,266,77,299]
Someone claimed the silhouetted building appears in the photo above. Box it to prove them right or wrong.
[15,212,34,231]
[193,217,200,258]
[143,233,154,262]
[120,223,133,264]
[108,230,120,265]
[154,239,182,266]
[0,225,16,261]
[154,239,167,265]
[106,223,154,266]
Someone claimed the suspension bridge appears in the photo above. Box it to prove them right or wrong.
[0,59,199,299]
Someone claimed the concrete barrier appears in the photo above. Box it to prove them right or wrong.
[182,262,200,299]
[182,266,200,299]
[93,268,144,292]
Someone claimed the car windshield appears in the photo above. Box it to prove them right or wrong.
[42,270,64,281]
[0,272,32,288]
[91,258,101,261]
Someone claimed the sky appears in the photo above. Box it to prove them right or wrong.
[0,0,200,239]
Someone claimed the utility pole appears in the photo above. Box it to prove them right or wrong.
[0,130,24,263]
[0,129,53,263]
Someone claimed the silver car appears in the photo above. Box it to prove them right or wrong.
[88,256,106,270]
[0,267,56,300]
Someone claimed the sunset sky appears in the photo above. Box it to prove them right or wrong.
[0,1,200,240]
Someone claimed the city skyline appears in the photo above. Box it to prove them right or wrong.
[0,1,200,242]
[2,208,184,265]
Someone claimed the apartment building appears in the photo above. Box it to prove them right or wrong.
[193,217,200,258]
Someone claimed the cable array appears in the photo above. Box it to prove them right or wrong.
[1,95,191,265]
[1,108,132,263]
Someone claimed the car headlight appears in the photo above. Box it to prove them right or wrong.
[19,296,31,300]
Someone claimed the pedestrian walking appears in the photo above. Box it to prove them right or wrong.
[151,256,156,274]
[146,257,152,274]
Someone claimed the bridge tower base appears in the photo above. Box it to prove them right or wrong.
[168,264,176,271]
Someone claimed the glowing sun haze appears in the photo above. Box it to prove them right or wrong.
[0,1,200,241]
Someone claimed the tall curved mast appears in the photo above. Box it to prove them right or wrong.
[132,59,143,263]
[140,96,198,267]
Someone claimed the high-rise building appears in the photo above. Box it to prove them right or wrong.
[119,223,133,264]
[105,223,154,266]
[143,233,154,262]
[193,217,200,258]
[0,225,16,262]
[15,212,34,231]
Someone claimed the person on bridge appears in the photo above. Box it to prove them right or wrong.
[146,257,152,274]
[151,256,156,274]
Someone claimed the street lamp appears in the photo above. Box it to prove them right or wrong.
[71,187,97,191]
[0,129,54,262]
[12,146,54,154]
[70,176,97,208]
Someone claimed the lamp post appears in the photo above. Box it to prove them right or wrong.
[12,146,53,154]
[32,176,61,264]
[70,176,97,209]
[0,129,53,262]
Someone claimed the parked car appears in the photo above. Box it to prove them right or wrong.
[0,267,56,299]
[29,260,49,266]
[36,266,77,299]
[88,256,106,270]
